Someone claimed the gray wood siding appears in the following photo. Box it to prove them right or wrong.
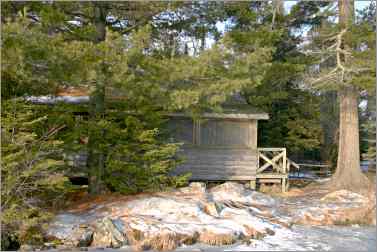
[167,118,193,144]
[167,118,258,149]
[249,120,257,148]
[168,117,259,181]
[172,147,258,181]
[200,119,256,148]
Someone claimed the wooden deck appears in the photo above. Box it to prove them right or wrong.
[254,148,299,192]
[172,146,299,193]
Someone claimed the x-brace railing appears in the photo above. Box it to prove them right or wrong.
[257,148,300,174]
[257,148,287,174]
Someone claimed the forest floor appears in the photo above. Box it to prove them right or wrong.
[44,172,376,252]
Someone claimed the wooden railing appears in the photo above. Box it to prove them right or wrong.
[257,148,299,174]
[288,159,300,172]
[294,163,331,178]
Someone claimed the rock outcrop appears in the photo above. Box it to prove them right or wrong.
[91,217,127,248]
[288,189,374,226]
[46,182,375,251]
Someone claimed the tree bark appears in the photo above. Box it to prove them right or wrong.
[87,2,108,195]
[331,86,369,191]
[338,0,354,27]
[330,0,370,193]
[271,0,284,30]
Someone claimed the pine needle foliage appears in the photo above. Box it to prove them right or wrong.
[1,100,74,247]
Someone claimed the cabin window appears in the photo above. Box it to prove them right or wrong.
[200,119,252,147]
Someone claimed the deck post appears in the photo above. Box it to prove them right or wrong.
[286,178,289,191]
[250,180,256,190]
[282,177,286,193]
[282,148,287,174]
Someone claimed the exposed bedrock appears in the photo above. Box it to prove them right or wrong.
[46,182,375,251]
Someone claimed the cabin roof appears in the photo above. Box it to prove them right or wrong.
[26,87,269,120]
[169,112,268,120]
[169,104,269,120]
[187,93,269,120]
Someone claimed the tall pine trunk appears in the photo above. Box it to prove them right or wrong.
[332,86,369,190]
[87,3,107,195]
[331,0,370,192]
[271,0,283,30]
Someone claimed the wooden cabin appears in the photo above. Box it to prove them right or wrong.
[28,89,298,192]
[166,102,299,192]
[167,106,268,183]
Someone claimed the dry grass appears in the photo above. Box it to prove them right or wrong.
[126,228,199,251]
[259,183,281,195]
[180,232,200,245]
[125,227,144,244]
[198,230,236,246]
[148,232,182,251]
[242,225,265,240]
[330,206,375,226]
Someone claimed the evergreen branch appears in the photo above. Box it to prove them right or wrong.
[40,124,66,141]
[308,29,351,86]
[348,67,371,74]
[335,29,347,80]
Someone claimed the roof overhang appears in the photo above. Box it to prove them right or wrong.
[25,96,89,104]
[25,95,270,120]
[168,112,269,120]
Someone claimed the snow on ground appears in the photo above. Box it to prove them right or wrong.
[46,182,376,251]
[175,225,376,251]
[51,226,375,251]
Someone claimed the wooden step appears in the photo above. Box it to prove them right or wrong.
[258,178,282,183]
[256,173,288,179]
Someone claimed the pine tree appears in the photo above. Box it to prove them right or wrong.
[220,1,324,159]
[2,2,275,196]
[306,0,375,192]
[1,100,74,247]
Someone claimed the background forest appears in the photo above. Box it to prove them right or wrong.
[1,1,375,249]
